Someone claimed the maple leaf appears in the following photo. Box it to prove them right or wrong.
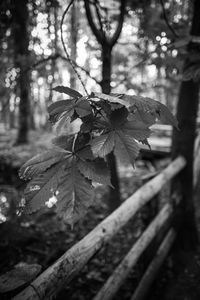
[52,85,82,98]
[114,131,140,166]
[22,156,95,225]
[122,94,178,128]
[90,132,115,157]
[78,159,111,186]
[48,98,92,134]
[92,92,178,128]
[91,92,128,107]
[20,133,99,224]
[52,135,112,186]
[128,110,156,126]
[51,135,74,151]
[121,120,152,141]
[23,162,62,214]
[48,100,76,135]
[74,99,93,117]
[90,114,151,167]
[80,115,109,134]
[56,160,94,225]
[19,149,68,180]
[48,100,74,121]
[109,107,129,126]
[52,133,95,161]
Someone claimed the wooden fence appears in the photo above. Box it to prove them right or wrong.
[13,156,186,300]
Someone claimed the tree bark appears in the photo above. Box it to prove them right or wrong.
[11,0,31,144]
[70,1,78,90]
[172,0,200,248]
[48,5,58,104]
[101,44,121,210]
[84,0,127,211]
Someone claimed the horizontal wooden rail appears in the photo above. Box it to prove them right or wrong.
[13,156,186,300]
[93,203,173,300]
[131,228,176,300]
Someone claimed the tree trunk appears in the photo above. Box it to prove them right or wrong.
[48,6,57,104]
[70,2,78,90]
[101,44,121,211]
[11,0,30,144]
[172,0,200,249]
[84,0,126,211]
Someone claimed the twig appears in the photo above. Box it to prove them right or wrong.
[84,0,106,44]
[61,0,89,95]
[27,53,101,86]
[160,0,179,38]
[59,54,101,85]
[31,54,60,69]
[110,0,127,47]
[94,0,104,33]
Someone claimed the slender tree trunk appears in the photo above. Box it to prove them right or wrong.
[101,44,121,211]
[48,5,58,104]
[101,45,112,94]
[11,0,30,144]
[172,0,200,249]
[70,2,78,90]
[84,0,126,211]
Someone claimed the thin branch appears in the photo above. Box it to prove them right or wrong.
[160,0,179,38]
[59,55,101,86]
[61,0,89,95]
[27,53,101,86]
[84,0,107,45]
[31,54,60,69]
[94,0,104,33]
[74,64,101,86]
[110,0,127,47]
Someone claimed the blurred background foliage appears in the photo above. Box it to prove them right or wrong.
[0,0,194,143]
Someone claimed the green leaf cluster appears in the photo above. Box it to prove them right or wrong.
[19,86,178,225]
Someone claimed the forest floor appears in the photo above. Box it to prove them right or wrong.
[1,129,200,300]
[149,246,200,300]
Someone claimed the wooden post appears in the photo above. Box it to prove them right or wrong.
[93,203,173,300]
[13,157,186,300]
[131,229,176,300]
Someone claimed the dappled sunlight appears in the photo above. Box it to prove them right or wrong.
[45,195,58,208]
[0,0,199,299]
[0,193,8,223]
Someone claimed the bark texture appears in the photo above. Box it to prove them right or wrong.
[11,0,31,144]
[101,44,120,210]
[70,1,78,89]
[172,0,200,248]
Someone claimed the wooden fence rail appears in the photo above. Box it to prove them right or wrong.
[13,156,186,300]
[131,228,176,300]
[93,203,173,300]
